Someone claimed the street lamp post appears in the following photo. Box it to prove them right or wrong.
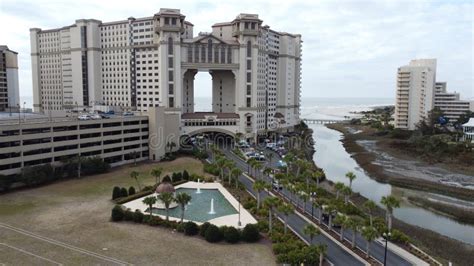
[238,195,241,227]
[383,231,392,266]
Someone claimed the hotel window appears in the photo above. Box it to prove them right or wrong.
[168,37,173,55]
[246,97,251,107]
[207,39,213,62]
[247,41,252,57]
[168,97,174,108]
[168,57,173,68]
[168,84,174,95]
[201,45,206,62]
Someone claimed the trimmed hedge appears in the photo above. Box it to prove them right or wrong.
[115,189,154,204]
[241,224,260,242]
[199,222,211,237]
[128,186,136,196]
[223,226,240,243]
[205,224,223,243]
[112,186,121,200]
[184,222,199,236]
[111,205,124,221]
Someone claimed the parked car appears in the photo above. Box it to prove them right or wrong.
[90,114,102,120]
[100,114,110,119]
[272,180,283,190]
[123,111,134,116]
[105,110,115,115]
[78,114,90,120]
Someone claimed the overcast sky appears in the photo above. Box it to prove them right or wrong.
[1,0,472,100]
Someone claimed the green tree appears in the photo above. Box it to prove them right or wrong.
[142,196,157,219]
[175,192,192,222]
[303,224,320,244]
[363,200,377,226]
[342,185,352,204]
[380,195,400,231]
[157,192,174,221]
[334,182,344,200]
[130,171,141,191]
[224,160,234,184]
[325,203,337,230]
[216,157,227,181]
[312,170,324,187]
[278,202,294,234]
[247,157,257,177]
[150,167,163,186]
[347,216,362,248]
[361,226,379,258]
[230,167,242,189]
[345,171,357,189]
[253,180,269,209]
[334,213,348,242]
[315,244,327,266]
[263,196,281,233]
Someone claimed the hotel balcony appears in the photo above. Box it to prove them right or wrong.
[181,112,240,136]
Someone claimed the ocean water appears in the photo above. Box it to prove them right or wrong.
[20,95,394,116]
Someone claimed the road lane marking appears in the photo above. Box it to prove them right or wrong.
[0,223,130,265]
[0,243,63,265]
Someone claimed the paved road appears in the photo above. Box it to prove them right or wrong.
[218,149,365,266]
[222,147,412,266]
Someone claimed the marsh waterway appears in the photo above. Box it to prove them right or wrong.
[311,124,474,245]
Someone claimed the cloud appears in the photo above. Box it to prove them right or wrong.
[0,0,472,101]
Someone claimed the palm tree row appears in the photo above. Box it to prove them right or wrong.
[142,192,192,222]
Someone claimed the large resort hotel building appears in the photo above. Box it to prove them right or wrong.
[0,9,302,176]
[29,8,302,139]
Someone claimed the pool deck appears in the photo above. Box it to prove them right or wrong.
[122,181,257,229]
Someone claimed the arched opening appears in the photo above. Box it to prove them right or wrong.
[194,71,212,112]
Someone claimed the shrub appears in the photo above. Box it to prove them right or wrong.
[120,187,128,198]
[162,175,171,183]
[184,222,199,236]
[182,170,190,180]
[177,222,185,233]
[199,222,211,237]
[148,216,162,226]
[391,229,411,244]
[203,163,220,176]
[223,226,240,243]
[133,209,144,223]
[112,186,121,200]
[175,172,183,181]
[128,186,136,196]
[257,220,269,233]
[123,209,134,221]
[111,205,124,221]
[243,199,257,210]
[205,224,223,243]
[241,224,260,242]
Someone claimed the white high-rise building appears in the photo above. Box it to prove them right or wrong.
[434,82,472,122]
[30,9,302,140]
[394,59,437,130]
[0,46,20,112]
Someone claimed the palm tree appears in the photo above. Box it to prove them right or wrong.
[224,160,234,184]
[263,167,273,180]
[380,195,400,231]
[345,171,357,189]
[130,171,141,191]
[299,189,310,211]
[263,196,281,233]
[313,199,325,224]
[334,213,348,242]
[315,244,327,266]
[303,224,321,244]
[254,162,263,179]
[216,157,227,181]
[157,192,174,221]
[363,200,377,226]
[175,192,192,222]
[247,158,257,176]
[142,196,157,218]
[334,182,344,200]
[361,225,379,258]
[325,203,337,230]
[347,216,362,249]
[342,185,352,204]
[253,180,269,209]
[150,167,163,186]
[312,170,324,187]
[231,167,242,189]
[278,202,294,234]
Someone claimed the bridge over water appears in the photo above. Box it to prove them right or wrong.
[302,118,349,124]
